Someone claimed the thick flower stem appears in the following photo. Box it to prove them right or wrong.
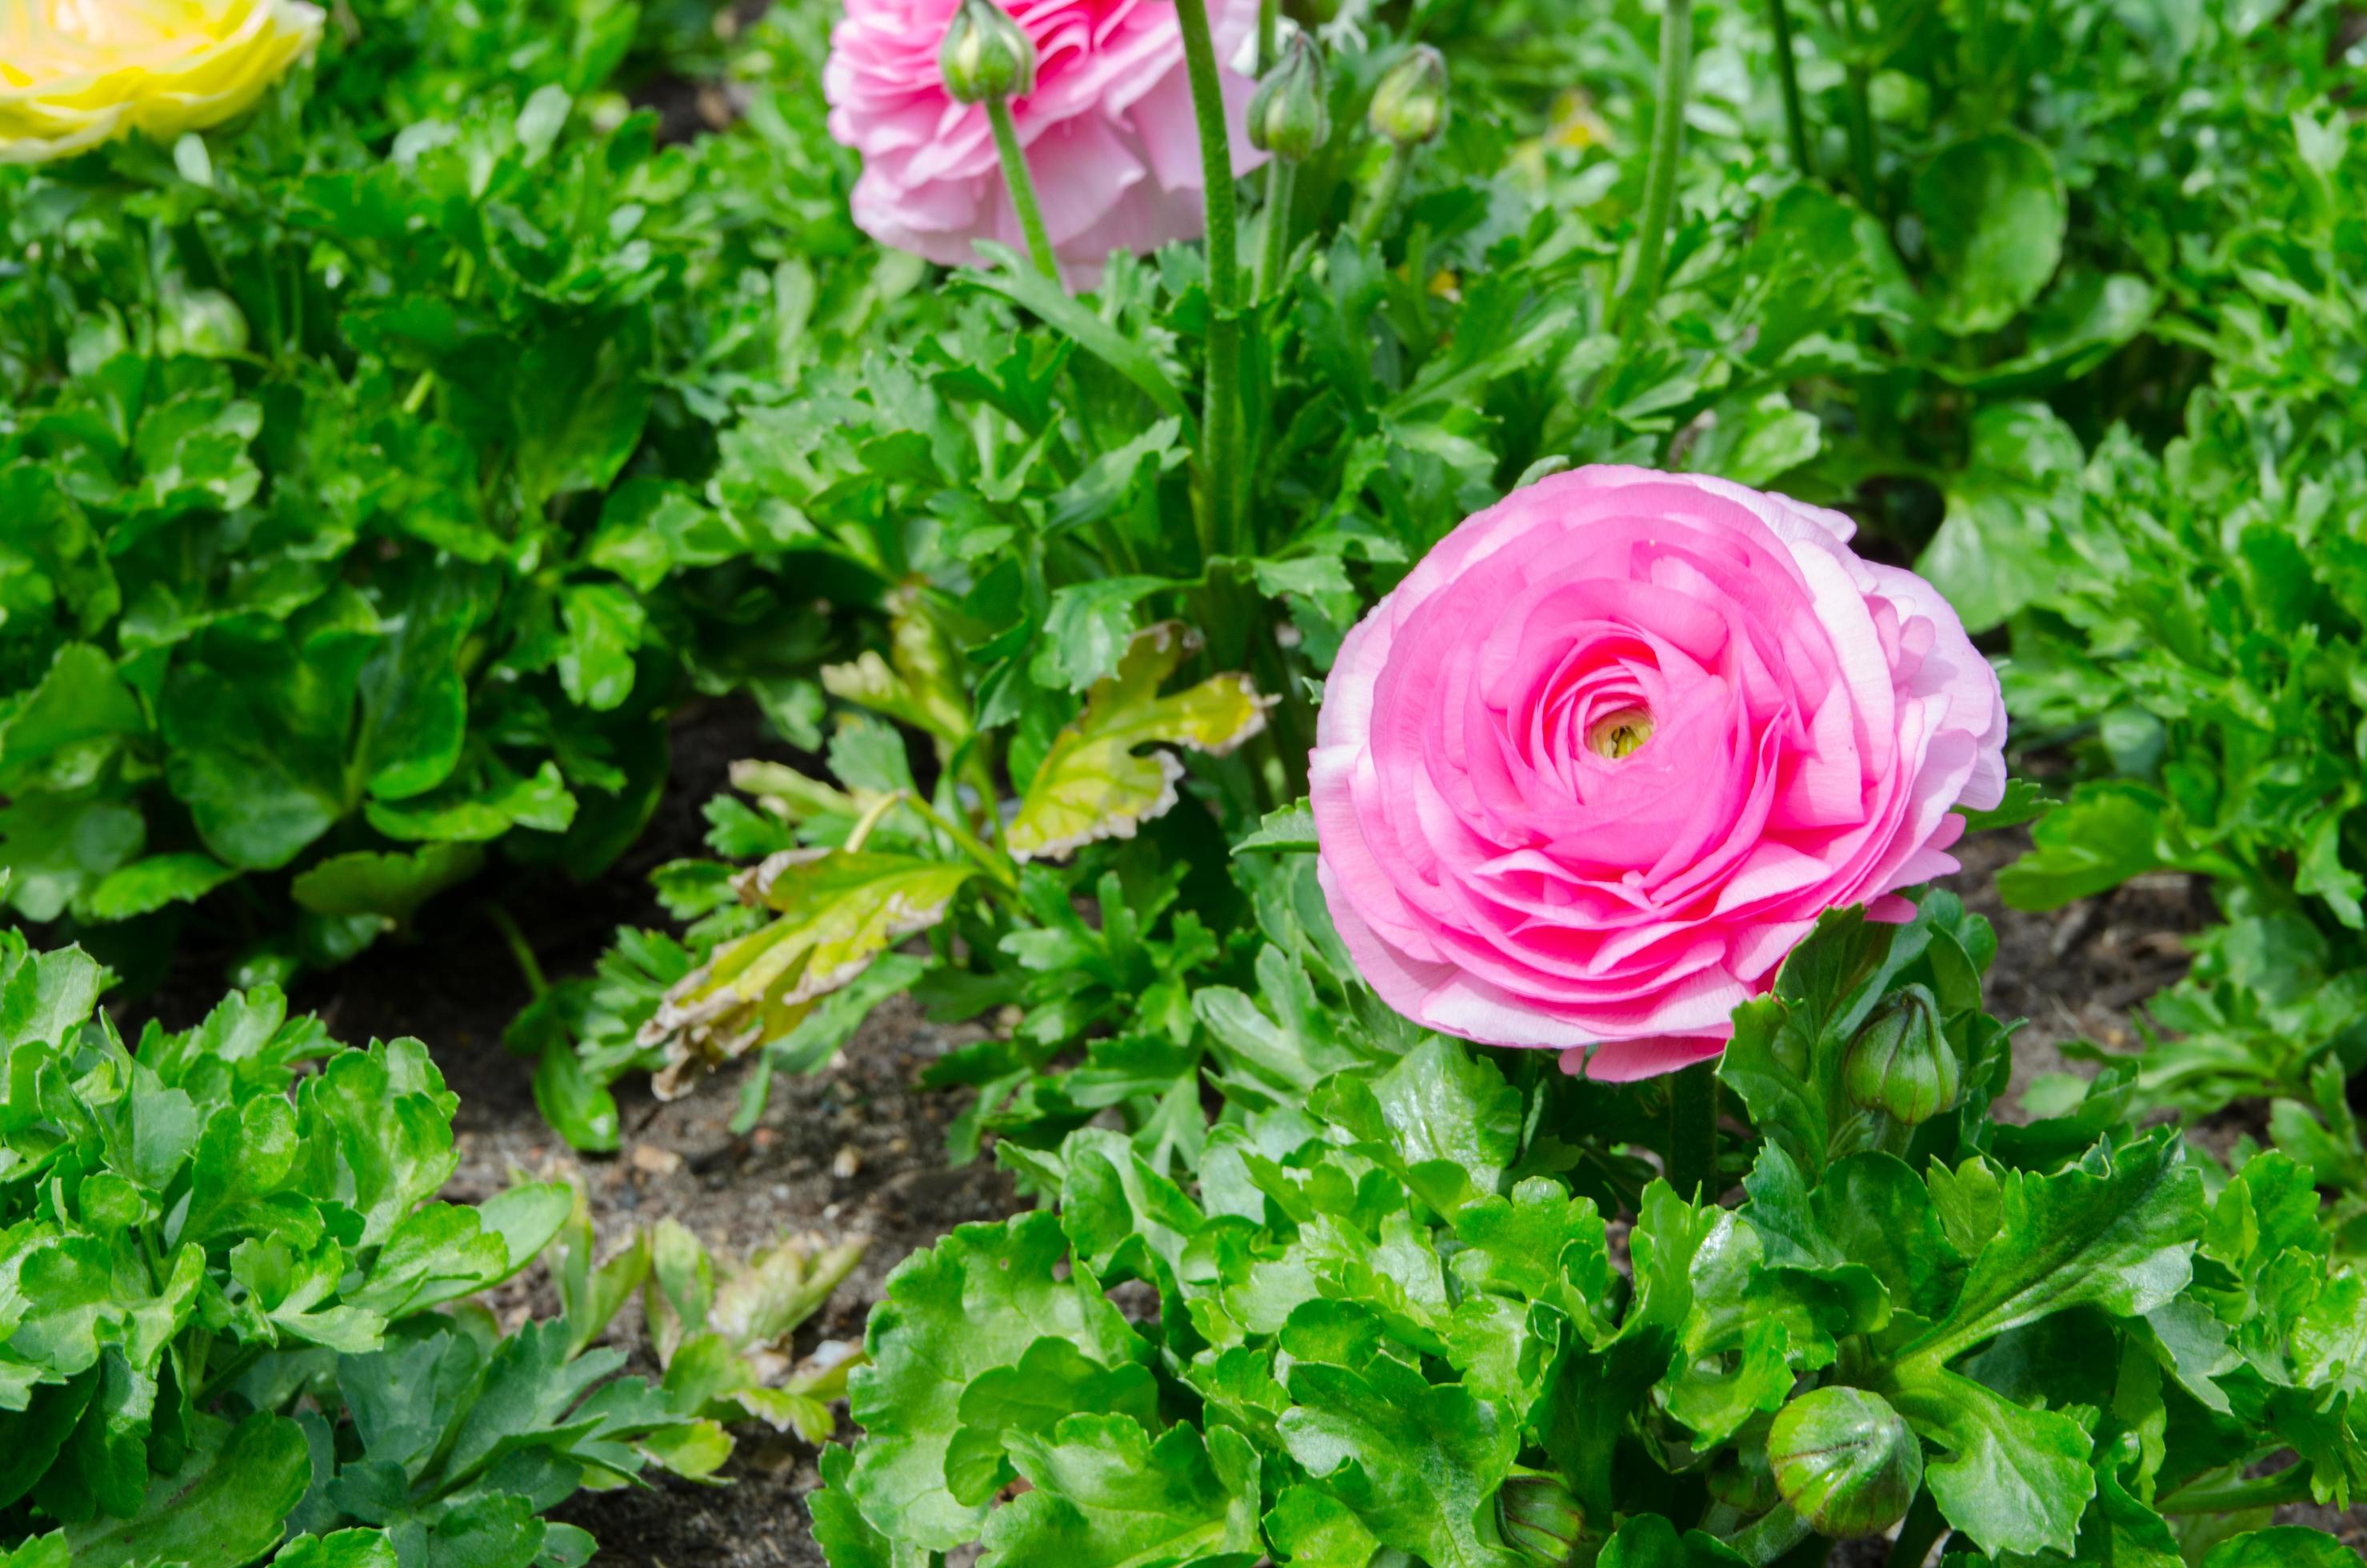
[1667,1059,1721,1202]
[1621,0,1694,333]
[1173,0,1244,564]
[985,96,1062,282]
[1885,1491,1945,1567]
[1257,0,1279,73]
[1725,1503,1812,1567]
[1353,144,1413,249]
[1833,2,1880,211]
[2157,1464,2317,1516]
[1256,159,1297,302]
[1766,0,1812,175]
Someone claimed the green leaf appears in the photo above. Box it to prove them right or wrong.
[1597,1514,1748,1567]
[964,249,1191,426]
[355,574,474,802]
[512,309,652,507]
[1905,1131,2200,1366]
[364,762,577,844]
[1264,1485,1383,1568]
[1031,577,1174,694]
[535,1036,620,1154]
[78,854,238,922]
[163,618,374,871]
[1277,1352,1525,1568]
[1009,622,1269,862]
[1994,785,2180,910]
[1945,271,2158,392]
[0,796,145,923]
[978,1416,1262,1568]
[1915,402,2084,634]
[810,1444,914,1568]
[1314,1037,1522,1211]
[1885,1366,2093,1558]
[64,1412,310,1568]
[845,1213,1144,1551]
[0,642,145,794]
[1957,778,2054,835]
[1914,132,2067,335]
[946,1340,1162,1507]
[0,1535,69,1568]
[271,1530,399,1568]
[290,843,486,925]
[557,582,647,713]
[2200,1529,2359,1568]
[1233,800,1317,854]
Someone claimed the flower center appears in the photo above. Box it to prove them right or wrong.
[1586,707,1653,760]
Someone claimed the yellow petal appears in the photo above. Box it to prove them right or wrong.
[0,0,324,164]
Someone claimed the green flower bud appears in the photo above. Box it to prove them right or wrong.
[1369,44,1448,147]
[1766,1386,1923,1541]
[1248,31,1329,162]
[1843,984,1960,1126]
[939,0,1034,104]
[1496,1467,1586,1566]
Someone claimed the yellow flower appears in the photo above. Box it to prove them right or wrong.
[0,0,325,165]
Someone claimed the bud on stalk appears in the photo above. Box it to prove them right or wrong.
[1369,43,1448,146]
[1497,1467,1587,1566]
[1766,1386,1923,1541]
[1249,30,1329,162]
[1843,984,1960,1126]
[940,0,1059,282]
[939,0,1034,104]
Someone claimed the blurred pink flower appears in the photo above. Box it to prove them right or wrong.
[1311,467,2008,1081]
[825,0,1265,279]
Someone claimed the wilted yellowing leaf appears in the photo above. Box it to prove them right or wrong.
[641,848,974,1097]
[1006,621,1272,862]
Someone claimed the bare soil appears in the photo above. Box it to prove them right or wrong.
[122,703,2363,1564]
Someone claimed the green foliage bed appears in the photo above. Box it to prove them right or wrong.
[6,0,2367,1564]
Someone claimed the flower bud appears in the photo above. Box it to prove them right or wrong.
[1843,985,1959,1126]
[939,0,1034,104]
[1368,44,1447,147]
[1248,31,1329,162]
[1496,1468,1586,1566]
[1766,1386,1923,1541]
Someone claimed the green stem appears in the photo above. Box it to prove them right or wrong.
[903,791,1022,894]
[1725,1503,1813,1566]
[2156,1464,2316,1516]
[482,902,547,1000]
[1766,0,1813,176]
[1247,617,1310,798]
[1843,64,1878,210]
[195,1343,267,1408]
[1621,0,1694,332]
[1353,144,1413,249]
[1667,1058,1720,1202]
[1886,1490,1945,1567]
[1257,0,1280,73]
[1834,2,1879,210]
[1256,159,1297,302]
[1174,0,1245,569]
[986,96,1062,282]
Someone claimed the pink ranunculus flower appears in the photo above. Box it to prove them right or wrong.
[824,0,1265,280]
[1310,467,2008,1081]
